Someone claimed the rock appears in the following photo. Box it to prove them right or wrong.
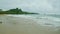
[0,21,2,24]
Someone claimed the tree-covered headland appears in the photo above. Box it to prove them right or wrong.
[0,8,38,14]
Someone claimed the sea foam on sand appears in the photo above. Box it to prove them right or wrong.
[0,15,60,34]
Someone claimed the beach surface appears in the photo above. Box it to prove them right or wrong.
[0,15,60,34]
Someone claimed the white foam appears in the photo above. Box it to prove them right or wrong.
[6,14,60,27]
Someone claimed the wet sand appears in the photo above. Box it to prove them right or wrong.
[0,15,60,34]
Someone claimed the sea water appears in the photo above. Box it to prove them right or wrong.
[7,14,60,27]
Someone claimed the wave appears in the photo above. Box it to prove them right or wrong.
[6,14,60,27]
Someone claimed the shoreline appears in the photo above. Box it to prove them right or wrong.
[0,15,60,34]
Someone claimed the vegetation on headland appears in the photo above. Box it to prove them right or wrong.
[0,8,38,14]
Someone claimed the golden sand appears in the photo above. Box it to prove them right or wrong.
[0,15,60,34]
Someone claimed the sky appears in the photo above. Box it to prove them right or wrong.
[0,0,60,14]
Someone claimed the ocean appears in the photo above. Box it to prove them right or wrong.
[7,14,60,28]
[0,14,60,34]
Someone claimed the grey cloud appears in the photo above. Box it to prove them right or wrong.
[0,0,60,14]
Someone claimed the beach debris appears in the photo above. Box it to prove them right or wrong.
[0,21,2,24]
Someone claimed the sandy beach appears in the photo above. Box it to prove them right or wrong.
[0,15,60,34]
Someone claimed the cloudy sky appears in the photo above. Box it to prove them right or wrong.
[0,0,60,14]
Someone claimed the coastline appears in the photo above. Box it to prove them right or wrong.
[0,15,60,34]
